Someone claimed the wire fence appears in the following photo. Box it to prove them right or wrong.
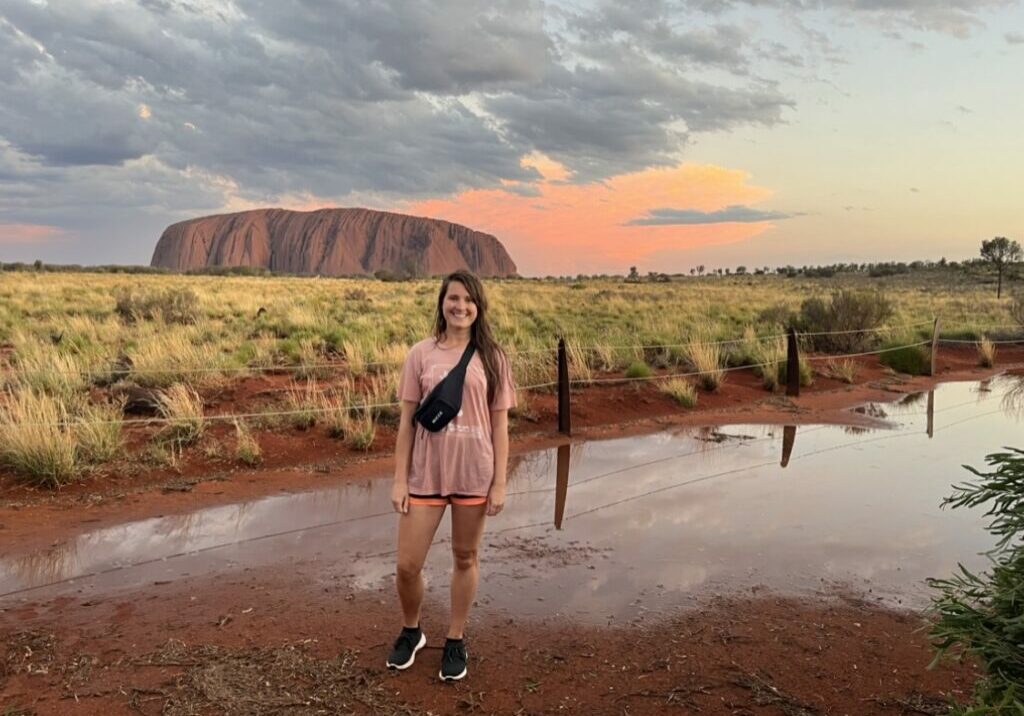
[1,318,1023,430]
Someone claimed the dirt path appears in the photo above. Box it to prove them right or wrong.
[1,564,980,715]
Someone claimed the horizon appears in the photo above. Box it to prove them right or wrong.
[1,0,1021,274]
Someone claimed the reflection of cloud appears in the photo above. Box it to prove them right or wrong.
[5,541,79,586]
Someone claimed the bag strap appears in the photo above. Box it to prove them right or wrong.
[453,341,476,373]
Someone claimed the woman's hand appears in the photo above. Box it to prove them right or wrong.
[486,482,506,517]
[391,481,409,514]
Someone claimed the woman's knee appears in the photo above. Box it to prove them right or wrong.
[452,547,478,572]
[396,559,423,582]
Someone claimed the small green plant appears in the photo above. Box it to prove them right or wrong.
[625,360,652,379]
[978,338,996,368]
[879,342,930,376]
[0,391,77,487]
[659,378,697,407]
[233,419,262,466]
[155,384,206,446]
[928,447,1024,713]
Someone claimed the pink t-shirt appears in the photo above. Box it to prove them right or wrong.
[398,338,517,497]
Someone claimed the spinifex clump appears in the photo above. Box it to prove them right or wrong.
[928,447,1024,713]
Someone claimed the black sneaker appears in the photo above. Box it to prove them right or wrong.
[439,638,468,681]
[386,626,425,670]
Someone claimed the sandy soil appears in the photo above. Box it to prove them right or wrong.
[1,565,981,715]
[1,346,1020,714]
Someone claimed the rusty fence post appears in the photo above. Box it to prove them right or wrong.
[930,318,941,377]
[786,327,800,398]
[557,337,571,436]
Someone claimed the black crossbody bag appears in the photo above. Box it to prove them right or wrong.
[414,342,476,432]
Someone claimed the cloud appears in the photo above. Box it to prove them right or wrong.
[1006,32,1024,44]
[0,223,66,245]
[406,158,776,275]
[627,206,792,226]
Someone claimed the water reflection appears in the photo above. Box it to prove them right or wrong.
[3,376,1024,621]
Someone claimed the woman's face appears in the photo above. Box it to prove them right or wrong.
[442,280,478,332]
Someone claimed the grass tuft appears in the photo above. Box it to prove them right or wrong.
[233,419,262,466]
[977,338,996,368]
[659,378,698,407]
[824,358,859,384]
[685,326,725,392]
[75,400,124,464]
[625,361,652,379]
[156,384,206,446]
[0,391,78,487]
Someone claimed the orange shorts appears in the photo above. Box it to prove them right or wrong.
[408,493,487,507]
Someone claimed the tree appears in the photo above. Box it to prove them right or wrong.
[626,265,640,282]
[980,237,1022,298]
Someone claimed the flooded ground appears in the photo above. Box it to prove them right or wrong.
[2,377,1021,624]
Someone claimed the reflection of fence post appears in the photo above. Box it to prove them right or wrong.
[926,390,935,439]
[786,327,800,397]
[781,425,796,467]
[558,337,571,436]
[930,318,941,377]
[555,443,570,529]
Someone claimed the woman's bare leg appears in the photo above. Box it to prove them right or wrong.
[448,503,487,639]
[396,504,446,628]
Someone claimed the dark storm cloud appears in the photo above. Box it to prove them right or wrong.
[627,205,792,225]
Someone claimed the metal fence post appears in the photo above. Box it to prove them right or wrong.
[557,337,571,436]
[786,327,800,397]
[930,318,941,377]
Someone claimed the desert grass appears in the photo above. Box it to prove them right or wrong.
[741,329,787,391]
[233,419,262,466]
[565,339,594,385]
[156,384,206,446]
[625,360,652,379]
[75,400,124,464]
[0,390,77,487]
[977,338,996,368]
[659,378,698,407]
[824,358,859,384]
[284,381,320,430]
[685,325,725,391]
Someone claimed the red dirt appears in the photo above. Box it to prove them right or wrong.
[1,347,1020,714]
[0,562,982,715]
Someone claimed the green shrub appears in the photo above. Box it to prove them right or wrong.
[879,343,929,375]
[798,290,893,353]
[928,448,1024,713]
[625,361,652,379]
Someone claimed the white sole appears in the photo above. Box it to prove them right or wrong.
[439,667,467,682]
[386,632,426,670]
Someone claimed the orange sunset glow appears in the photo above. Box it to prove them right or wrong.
[404,156,776,275]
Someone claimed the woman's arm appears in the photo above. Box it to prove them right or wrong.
[486,409,509,516]
[391,401,418,514]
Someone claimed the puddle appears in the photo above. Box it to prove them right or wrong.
[2,377,1022,624]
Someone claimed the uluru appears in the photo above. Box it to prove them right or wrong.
[150,208,518,278]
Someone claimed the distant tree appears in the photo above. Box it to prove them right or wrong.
[626,266,640,282]
[697,265,705,276]
[33,259,43,271]
[689,268,696,276]
[980,237,1022,298]
[735,266,747,275]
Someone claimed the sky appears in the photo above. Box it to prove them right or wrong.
[0,0,1021,276]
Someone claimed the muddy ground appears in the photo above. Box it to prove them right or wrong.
[2,346,1021,714]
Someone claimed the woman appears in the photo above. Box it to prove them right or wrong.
[387,270,516,682]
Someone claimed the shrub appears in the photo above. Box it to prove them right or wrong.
[978,338,996,368]
[75,400,124,464]
[879,342,930,376]
[156,384,206,446]
[625,361,652,379]
[798,290,893,353]
[0,391,77,487]
[659,378,697,407]
[115,287,200,325]
[233,419,262,466]
[928,448,1024,713]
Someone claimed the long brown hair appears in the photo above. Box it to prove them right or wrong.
[433,270,507,406]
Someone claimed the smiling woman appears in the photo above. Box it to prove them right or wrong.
[387,270,517,682]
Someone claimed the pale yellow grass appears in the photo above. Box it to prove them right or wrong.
[0,390,77,487]
[978,338,996,367]
[156,384,206,446]
[659,378,698,407]
[685,324,725,392]
[233,419,262,466]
